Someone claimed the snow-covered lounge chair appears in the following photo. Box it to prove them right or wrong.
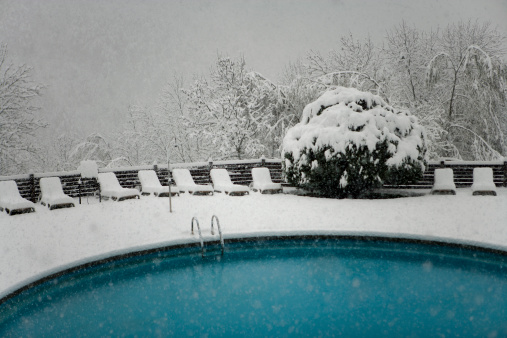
[431,168,456,195]
[39,177,76,210]
[251,167,283,194]
[471,167,497,196]
[98,172,140,201]
[138,170,179,197]
[172,168,213,195]
[210,168,249,196]
[0,180,36,215]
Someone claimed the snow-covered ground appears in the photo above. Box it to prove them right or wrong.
[1,188,506,298]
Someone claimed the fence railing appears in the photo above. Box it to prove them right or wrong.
[0,158,505,202]
[385,160,507,189]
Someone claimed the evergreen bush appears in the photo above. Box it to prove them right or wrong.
[282,87,427,198]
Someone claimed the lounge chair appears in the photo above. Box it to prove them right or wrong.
[471,167,497,196]
[251,167,283,194]
[138,170,179,197]
[210,168,249,196]
[431,168,456,195]
[39,177,76,210]
[97,172,140,201]
[172,168,213,195]
[0,180,36,215]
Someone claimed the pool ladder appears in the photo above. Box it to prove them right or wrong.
[191,215,224,257]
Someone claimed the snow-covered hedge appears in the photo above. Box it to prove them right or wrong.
[282,87,428,198]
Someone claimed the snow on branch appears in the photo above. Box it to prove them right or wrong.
[448,124,502,160]
[464,44,494,78]
[425,52,452,86]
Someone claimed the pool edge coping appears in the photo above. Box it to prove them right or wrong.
[1,230,506,306]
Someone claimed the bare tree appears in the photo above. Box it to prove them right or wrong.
[426,20,506,159]
[305,34,387,98]
[112,106,153,166]
[385,20,439,106]
[283,21,506,161]
[0,44,46,174]
[34,132,80,172]
[68,133,114,168]
[157,74,202,162]
[383,21,460,159]
[183,56,275,160]
[112,75,205,166]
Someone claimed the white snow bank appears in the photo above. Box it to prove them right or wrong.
[1,188,506,298]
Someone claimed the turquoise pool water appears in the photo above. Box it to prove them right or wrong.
[0,237,506,337]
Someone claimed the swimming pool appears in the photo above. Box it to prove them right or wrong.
[1,237,506,336]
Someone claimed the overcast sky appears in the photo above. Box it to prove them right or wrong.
[1,0,506,136]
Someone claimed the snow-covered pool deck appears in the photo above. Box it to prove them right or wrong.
[1,188,506,298]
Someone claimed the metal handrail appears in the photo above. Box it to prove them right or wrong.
[191,216,204,256]
[211,215,224,255]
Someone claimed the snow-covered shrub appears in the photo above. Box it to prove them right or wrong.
[282,87,427,198]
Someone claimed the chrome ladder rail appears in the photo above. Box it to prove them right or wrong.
[191,216,225,257]
[191,216,205,257]
[211,215,224,255]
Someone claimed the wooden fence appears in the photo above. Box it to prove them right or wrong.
[384,160,507,189]
[0,158,284,202]
[0,158,505,202]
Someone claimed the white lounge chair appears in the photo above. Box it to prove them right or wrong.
[210,168,249,196]
[251,167,283,194]
[98,172,140,201]
[431,168,456,195]
[172,168,213,195]
[0,180,36,215]
[471,167,497,196]
[39,177,76,210]
[138,170,179,197]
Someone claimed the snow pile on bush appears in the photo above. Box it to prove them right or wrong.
[282,87,427,198]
